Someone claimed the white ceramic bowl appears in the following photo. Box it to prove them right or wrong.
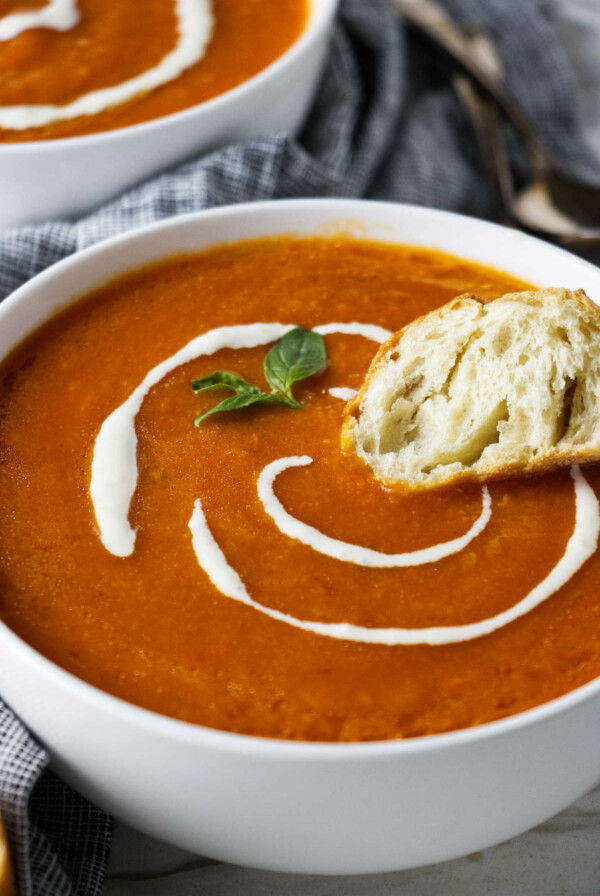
[1,200,600,875]
[0,0,337,231]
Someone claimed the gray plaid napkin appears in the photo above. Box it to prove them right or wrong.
[0,720,111,896]
[1,0,599,893]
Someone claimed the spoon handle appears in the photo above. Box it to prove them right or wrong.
[451,74,514,225]
[391,0,546,166]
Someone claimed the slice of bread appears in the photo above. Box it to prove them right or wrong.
[0,814,14,896]
[342,288,600,489]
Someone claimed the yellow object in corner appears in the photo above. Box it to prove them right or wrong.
[0,814,15,896]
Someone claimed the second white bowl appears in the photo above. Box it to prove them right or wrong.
[0,0,337,230]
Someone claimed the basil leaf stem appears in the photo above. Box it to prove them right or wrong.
[192,328,326,425]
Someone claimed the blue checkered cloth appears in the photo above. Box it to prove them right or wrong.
[1,1,599,893]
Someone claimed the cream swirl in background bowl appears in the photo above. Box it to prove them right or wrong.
[0,0,214,131]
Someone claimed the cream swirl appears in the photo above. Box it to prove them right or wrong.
[0,0,78,42]
[190,465,599,645]
[257,455,492,567]
[0,0,214,130]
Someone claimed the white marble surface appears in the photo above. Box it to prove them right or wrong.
[105,2,600,892]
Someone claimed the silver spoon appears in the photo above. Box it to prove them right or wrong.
[392,0,600,245]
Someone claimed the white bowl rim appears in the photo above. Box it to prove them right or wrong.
[2,197,600,759]
[0,0,338,154]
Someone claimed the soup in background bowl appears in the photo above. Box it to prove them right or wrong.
[0,0,337,228]
[1,200,600,873]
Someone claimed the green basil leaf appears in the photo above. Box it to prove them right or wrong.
[191,371,261,395]
[264,328,326,401]
[192,329,326,425]
[194,391,270,425]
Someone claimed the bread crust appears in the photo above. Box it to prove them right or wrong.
[342,288,600,490]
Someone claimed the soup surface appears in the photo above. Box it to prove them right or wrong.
[0,0,307,141]
[1,237,600,742]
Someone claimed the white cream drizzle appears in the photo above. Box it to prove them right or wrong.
[0,0,214,130]
[190,465,600,646]
[90,322,386,556]
[328,387,357,401]
[258,455,492,567]
[91,323,292,556]
[0,0,78,42]
[314,322,392,342]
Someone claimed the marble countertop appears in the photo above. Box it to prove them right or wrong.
[105,2,600,892]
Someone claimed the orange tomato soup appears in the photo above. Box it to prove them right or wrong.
[1,237,600,742]
[0,0,307,141]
